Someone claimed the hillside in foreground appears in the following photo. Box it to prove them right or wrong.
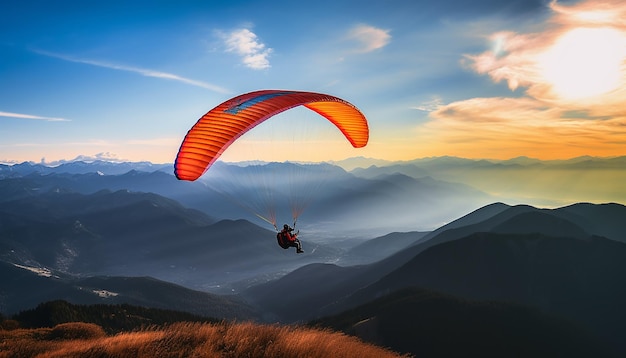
[0,321,406,358]
[0,300,406,357]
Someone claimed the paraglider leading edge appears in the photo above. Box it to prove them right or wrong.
[174,89,369,181]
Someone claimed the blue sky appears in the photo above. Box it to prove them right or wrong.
[2,0,625,164]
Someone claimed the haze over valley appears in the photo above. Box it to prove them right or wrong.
[1,158,625,357]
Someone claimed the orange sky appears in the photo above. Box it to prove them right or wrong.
[2,0,625,165]
[410,0,626,160]
[221,0,626,163]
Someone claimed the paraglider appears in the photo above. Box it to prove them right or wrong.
[175,90,369,181]
[277,224,303,253]
[174,89,369,251]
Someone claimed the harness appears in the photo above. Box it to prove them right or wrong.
[276,231,291,249]
[276,220,298,249]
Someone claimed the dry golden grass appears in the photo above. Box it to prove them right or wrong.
[0,321,409,358]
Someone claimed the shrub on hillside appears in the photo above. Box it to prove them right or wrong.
[0,319,20,330]
[48,322,106,340]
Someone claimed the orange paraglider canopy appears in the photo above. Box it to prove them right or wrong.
[174,90,369,181]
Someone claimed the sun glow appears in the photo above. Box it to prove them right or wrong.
[538,27,626,100]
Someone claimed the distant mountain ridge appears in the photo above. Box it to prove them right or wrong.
[353,156,626,205]
[4,155,625,175]
[4,154,625,210]
[337,154,626,169]
[0,160,495,235]
[0,160,170,177]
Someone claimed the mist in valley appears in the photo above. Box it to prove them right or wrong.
[2,157,626,357]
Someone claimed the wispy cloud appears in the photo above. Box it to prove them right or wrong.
[550,0,624,27]
[220,28,272,70]
[0,111,70,122]
[346,24,391,53]
[33,49,230,94]
[50,152,127,165]
[412,96,444,112]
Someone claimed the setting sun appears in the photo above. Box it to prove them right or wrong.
[538,27,626,100]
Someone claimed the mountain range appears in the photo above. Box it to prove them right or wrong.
[0,188,346,294]
[0,160,497,236]
[242,202,626,355]
[1,158,625,356]
[5,154,626,221]
[347,155,626,206]
[0,160,170,176]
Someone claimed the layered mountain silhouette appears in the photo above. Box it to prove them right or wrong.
[347,155,626,205]
[0,160,170,176]
[0,188,342,293]
[0,160,495,235]
[0,261,256,319]
[243,202,626,354]
[2,159,626,355]
[337,231,428,265]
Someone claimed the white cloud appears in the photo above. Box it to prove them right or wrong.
[346,24,391,53]
[221,28,272,70]
[33,50,230,94]
[463,0,626,108]
[416,0,626,159]
[42,152,127,166]
[413,96,444,112]
[13,264,55,278]
[0,111,70,122]
[69,152,125,162]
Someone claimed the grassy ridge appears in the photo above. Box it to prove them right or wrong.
[0,321,407,358]
[9,300,218,334]
[1,301,406,357]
